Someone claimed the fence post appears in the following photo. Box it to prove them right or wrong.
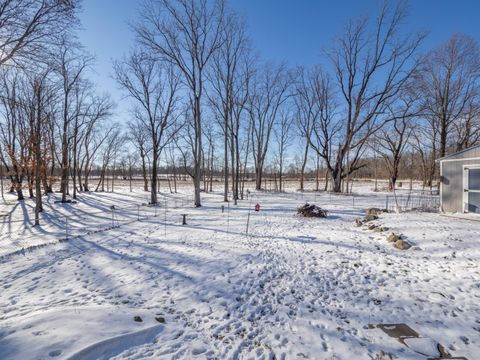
[111,208,115,228]
[65,216,68,240]
[245,196,254,235]
[164,200,167,239]
[137,205,140,221]
[227,202,230,234]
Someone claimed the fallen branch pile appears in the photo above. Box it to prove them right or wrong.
[297,203,328,218]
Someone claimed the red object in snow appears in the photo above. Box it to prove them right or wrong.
[255,203,261,212]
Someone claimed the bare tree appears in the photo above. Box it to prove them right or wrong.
[249,63,291,190]
[53,39,94,202]
[0,70,28,200]
[453,102,480,151]
[317,1,424,192]
[294,66,321,191]
[418,33,480,159]
[304,69,339,192]
[208,13,249,202]
[230,58,253,203]
[79,119,111,192]
[95,127,122,192]
[136,0,225,207]
[375,89,419,188]
[72,91,112,198]
[128,119,150,192]
[0,0,78,67]
[274,110,293,192]
[114,51,180,204]
[31,73,55,225]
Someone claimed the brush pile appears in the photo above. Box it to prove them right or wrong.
[297,203,328,218]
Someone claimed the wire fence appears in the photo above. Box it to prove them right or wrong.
[0,204,158,258]
[0,189,440,259]
[385,193,440,213]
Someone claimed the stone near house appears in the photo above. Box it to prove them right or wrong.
[364,214,378,222]
[394,239,411,250]
[387,233,401,242]
[366,207,383,216]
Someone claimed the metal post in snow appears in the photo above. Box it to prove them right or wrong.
[227,202,230,234]
[137,205,140,221]
[246,197,253,236]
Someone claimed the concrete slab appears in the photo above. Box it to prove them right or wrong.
[369,323,468,360]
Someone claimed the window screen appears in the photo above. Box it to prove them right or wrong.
[468,168,480,191]
[468,192,480,213]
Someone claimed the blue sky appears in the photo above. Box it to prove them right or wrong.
[77,0,480,124]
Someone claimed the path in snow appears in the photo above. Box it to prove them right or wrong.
[0,189,478,359]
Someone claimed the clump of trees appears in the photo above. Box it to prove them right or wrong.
[2,0,480,216]
[0,0,113,225]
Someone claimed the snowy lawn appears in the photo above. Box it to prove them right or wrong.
[0,186,478,359]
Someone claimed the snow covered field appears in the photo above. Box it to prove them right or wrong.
[0,183,478,359]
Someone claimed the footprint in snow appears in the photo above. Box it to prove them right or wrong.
[48,350,62,357]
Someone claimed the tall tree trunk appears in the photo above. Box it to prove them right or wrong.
[332,167,342,193]
[300,142,309,191]
[34,83,43,225]
[193,95,203,207]
[141,152,148,192]
[151,148,158,204]
[60,106,69,202]
[72,127,78,199]
[223,116,228,201]
[324,169,329,191]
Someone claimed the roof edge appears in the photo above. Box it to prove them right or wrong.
[436,144,480,162]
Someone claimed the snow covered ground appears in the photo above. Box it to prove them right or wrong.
[0,182,478,359]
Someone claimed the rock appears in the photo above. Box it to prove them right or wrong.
[155,316,165,323]
[368,224,377,230]
[133,315,143,322]
[364,214,378,222]
[366,207,383,215]
[354,218,363,227]
[394,239,411,250]
[373,226,386,232]
[387,233,401,242]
